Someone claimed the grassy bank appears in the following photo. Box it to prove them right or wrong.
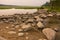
[0,6,41,9]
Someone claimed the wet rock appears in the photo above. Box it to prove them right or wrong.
[7,31,16,34]
[37,22,44,28]
[42,28,56,40]
[18,33,24,36]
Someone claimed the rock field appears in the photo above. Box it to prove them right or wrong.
[0,9,60,40]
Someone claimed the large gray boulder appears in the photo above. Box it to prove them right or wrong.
[42,28,56,40]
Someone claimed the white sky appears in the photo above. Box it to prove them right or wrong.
[0,0,50,6]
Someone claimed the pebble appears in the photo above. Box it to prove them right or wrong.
[11,24,15,27]
[38,39,47,40]
[18,29,23,32]
[47,14,53,17]
[21,23,32,31]
[5,26,9,29]
[15,25,20,28]
[7,31,16,34]
[25,32,29,35]
[26,36,29,40]
[18,33,24,37]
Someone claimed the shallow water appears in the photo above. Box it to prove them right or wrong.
[0,9,37,16]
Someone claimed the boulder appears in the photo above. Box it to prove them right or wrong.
[21,23,32,31]
[42,28,56,40]
[37,22,44,28]
[34,16,43,22]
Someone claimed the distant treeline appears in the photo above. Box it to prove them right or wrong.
[0,4,41,9]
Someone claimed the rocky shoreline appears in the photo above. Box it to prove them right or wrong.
[0,9,60,40]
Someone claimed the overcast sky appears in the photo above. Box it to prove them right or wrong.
[0,0,50,6]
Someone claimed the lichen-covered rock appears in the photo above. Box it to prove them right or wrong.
[42,28,56,40]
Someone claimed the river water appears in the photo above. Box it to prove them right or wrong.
[0,9,37,16]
